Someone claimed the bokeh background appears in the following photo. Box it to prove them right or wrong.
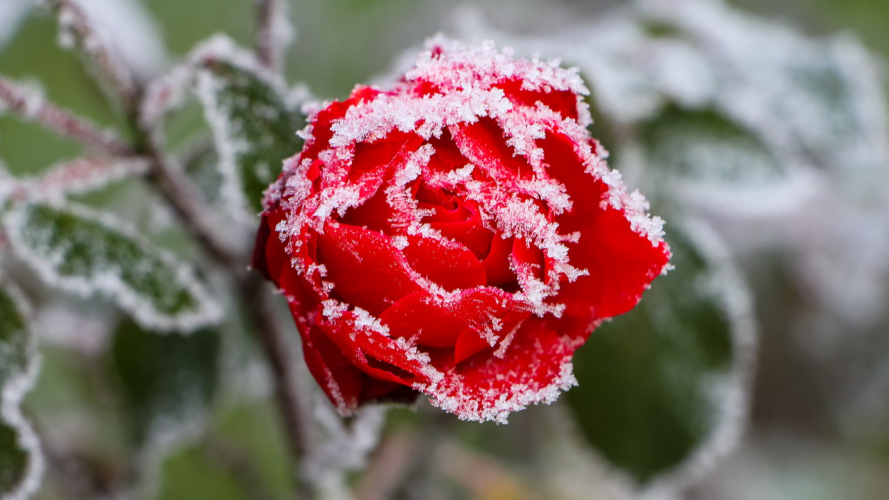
[1,0,888,499]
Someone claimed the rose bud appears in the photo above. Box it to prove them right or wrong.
[252,40,671,423]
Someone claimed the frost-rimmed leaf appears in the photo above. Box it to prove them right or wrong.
[110,317,220,448]
[192,35,305,220]
[0,278,43,500]
[565,219,756,492]
[452,0,888,176]
[108,317,221,498]
[636,0,889,173]
[637,106,816,215]
[140,35,307,223]
[2,201,221,332]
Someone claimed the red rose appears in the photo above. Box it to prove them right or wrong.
[253,40,671,423]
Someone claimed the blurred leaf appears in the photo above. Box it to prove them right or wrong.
[0,283,30,381]
[776,47,874,165]
[0,423,29,496]
[566,221,753,484]
[195,56,304,217]
[2,201,221,332]
[0,280,41,499]
[641,106,783,188]
[109,317,221,449]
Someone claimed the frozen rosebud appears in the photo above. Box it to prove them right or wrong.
[252,40,671,423]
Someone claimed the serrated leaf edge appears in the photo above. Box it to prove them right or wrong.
[2,200,222,333]
[554,217,757,499]
[637,218,758,497]
[191,35,301,223]
[0,280,44,500]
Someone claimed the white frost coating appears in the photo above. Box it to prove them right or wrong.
[143,34,304,224]
[189,35,296,222]
[19,156,150,200]
[329,86,514,148]
[425,360,578,424]
[643,219,757,496]
[188,35,289,93]
[3,201,222,333]
[453,0,888,181]
[409,37,589,99]
[195,68,254,223]
[351,307,390,336]
[139,62,195,127]
[0,280,45,500]
[67,0,167,79]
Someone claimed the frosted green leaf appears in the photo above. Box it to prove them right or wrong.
[195,53,304,219]
[110,317,221,448]
[0,281,42,499]
[641,107,783,187]
[566,221,755,486]
[3,201,221,332]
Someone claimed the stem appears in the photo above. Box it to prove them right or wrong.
[142,130,241,269]
[254,0,291,72]
[26,156,150,198]
[240,274,318,499]
[355,430,417,500]
[45,0,140,109]
[0,76,132,156]
[36,2,318,494]
[135,102,319,500]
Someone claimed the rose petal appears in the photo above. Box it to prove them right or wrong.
[424,316,579,423]
[379,292,467,347]
[482,233,518,290]
[495,78,580,122]
[316,221,423,315]
[400,233,486,292]
[451,118,535,181]
[298,321,365,414]
[454,327,492,364]
[542,131,670,319]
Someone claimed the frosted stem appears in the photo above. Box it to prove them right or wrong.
[46,0,140,109]
[254,0,290,72]
[0,76,132,156]
[240,274,320,499]
[142,130,242,269]
[355,430,417,500]
[25,156,150,198]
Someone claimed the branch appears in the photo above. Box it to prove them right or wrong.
[135,117,317,499]
[45,0,139,108]
[355,430,418,500]
[239,274,319,499]
[142,130,242,269]
[254,0,292,72]
[0,76,132,156]
[20,156,150,199]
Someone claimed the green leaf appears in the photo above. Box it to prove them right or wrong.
[0,423,30,495]
[776,46,878,168]
[3,201,221,332]
[641,106,783,188]
[195,54,304,218]
[109,317,221,449]
[566,221,754,485]
[0,280,42,499]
